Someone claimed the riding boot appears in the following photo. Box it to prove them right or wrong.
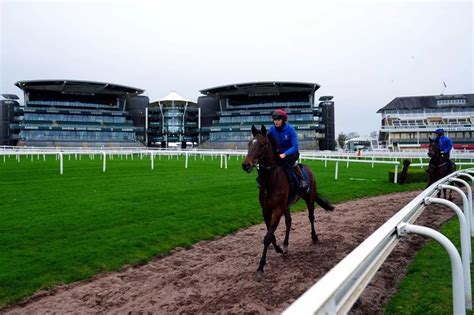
[293,164,308,193]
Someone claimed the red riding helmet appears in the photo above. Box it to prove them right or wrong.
[272,109,288,122]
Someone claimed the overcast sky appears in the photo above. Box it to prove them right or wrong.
[1,0,472,136]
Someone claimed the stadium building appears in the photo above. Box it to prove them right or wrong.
[147,92,199,148]
[5,80,149,147]
[198,81,335,150]
[378,93,474,150]
[0,94,19,146]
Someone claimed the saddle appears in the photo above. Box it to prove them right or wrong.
[284,164,310,205]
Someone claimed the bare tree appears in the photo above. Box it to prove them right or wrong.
[337,132,347,149]
[347,132,359,140]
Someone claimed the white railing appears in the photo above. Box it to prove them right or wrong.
[284,169,474,315]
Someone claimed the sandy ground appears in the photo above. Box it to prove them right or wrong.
[2,190,458,314]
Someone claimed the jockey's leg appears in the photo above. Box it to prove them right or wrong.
[289,155,308,192]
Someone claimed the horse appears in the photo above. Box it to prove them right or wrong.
[427,138,455,200]
[241,125,334,280]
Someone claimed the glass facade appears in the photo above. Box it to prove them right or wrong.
[147,103,199,147]
[13,102,142,146]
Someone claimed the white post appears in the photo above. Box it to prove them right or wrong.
[397,223,465,315]
[102,152,106,172]
[459,172,474,237]
[451,176,473,237]
[225,154,228,169]
[394,164,398,184]
[425,196,472,310]
[335,161,339,180]
[151,152,154,170]
[220,154,223,168]
[59,153,63,175]
[441,181,472,262]
[185,152,189,169]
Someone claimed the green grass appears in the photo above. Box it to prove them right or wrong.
[0,153,425,306]
[385,219,473,314]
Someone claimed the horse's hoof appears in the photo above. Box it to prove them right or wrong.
[326,206,335,212]
[254,271,264,282]
[312,235,319,243]
[274,246,283,254]
[282,246,289,255]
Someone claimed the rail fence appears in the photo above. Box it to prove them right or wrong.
[283,169,474,315]
[2,148,474,183]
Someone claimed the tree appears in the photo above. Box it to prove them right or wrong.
[347,132,359,140]
[337,132,347,149]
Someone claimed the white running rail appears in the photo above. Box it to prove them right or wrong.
[284,169,474,315]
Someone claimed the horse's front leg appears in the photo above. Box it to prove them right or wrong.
[282,210,291,254]
[262,205,283,254]
[256,213,282,281]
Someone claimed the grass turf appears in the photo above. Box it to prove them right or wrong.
[0,153,425,306]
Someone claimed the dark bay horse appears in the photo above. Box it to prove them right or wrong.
[241,125,334,279]
[427,138,455,200]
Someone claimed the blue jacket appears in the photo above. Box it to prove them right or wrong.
[268,123,299,156]
[437,135,453,154]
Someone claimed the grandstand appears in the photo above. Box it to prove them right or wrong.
[147,91,199,148]
[378,93,474,150]
[198,81,335,150]
[10,80,148,147]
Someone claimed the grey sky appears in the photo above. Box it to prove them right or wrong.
[1,0,472,136]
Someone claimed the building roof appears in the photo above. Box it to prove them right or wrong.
[200,81,320,97]
[377,93,474,113]
[150,91,196,107]
[15,80,144,96]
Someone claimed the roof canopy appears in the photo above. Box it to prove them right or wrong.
[377,94,474,113]
[200,81,320,97]
[15,80,144,96]
[150,91,196,107]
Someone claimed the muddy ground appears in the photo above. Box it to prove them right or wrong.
[3,190,458,314]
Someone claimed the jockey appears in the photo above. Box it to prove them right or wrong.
[268,109,308,192]
[434,128,454,169]
[434,128,453,158]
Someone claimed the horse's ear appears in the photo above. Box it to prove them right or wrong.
[251,125,258,136]
[261,125,267,136]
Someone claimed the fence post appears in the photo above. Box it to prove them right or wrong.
[424,196,472,310]
[151,152,154,170]
[102,152,106,172]
[450,177,473,237]
[393,164,398,184]
[59,153,63,175]
[335,161,339,180]
[397,223,465,314]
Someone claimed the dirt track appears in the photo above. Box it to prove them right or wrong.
[3,190,457,314]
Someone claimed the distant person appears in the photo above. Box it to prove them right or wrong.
[434,128,454,169]
[268,109,308,192]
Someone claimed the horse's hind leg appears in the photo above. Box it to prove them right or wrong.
[282,210,292,254]
[305,197,318,243]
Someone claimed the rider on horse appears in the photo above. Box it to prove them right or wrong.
[434,128,454,169]
[267,109,308,192]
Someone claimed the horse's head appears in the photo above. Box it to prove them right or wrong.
[242,125,272,173]
[427,137,440,158]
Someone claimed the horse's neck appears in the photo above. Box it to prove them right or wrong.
[261,139,277,167]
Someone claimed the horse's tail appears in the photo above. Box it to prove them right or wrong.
[399,159,411,185]
[315,194,335,211]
